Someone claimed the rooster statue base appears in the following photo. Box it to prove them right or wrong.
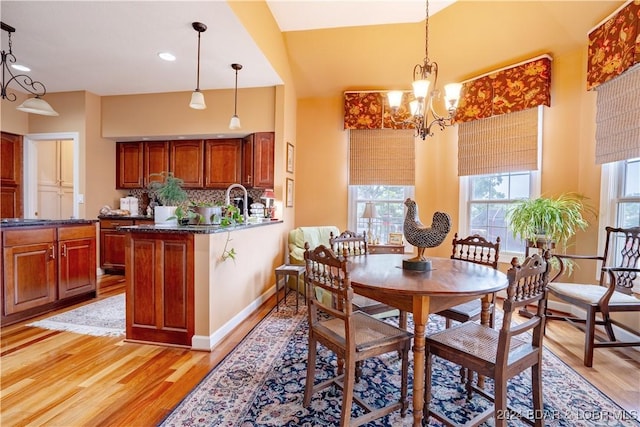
[402,198,451,271]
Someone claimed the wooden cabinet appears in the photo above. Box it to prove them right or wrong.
[116,142,144,189]
[242,132,274,189]
[126,231,194,346]
[1,223,96,325]
[143,141,169,187]
[99,217,153,273]
[170,140,204,188]
[369,244,405,254]
[2,228,57,315]
[1,132,23,218]
[58,225,96,299]
[204,139,242,189]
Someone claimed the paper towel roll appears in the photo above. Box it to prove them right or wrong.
[128,196,139,216]
[120,197,130,212]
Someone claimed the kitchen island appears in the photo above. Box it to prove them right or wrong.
[1,218,98,325]
[119,220,284,349]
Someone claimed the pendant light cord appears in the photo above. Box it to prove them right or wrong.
[196,30,201,90]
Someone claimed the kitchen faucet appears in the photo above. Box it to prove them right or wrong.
[225,183,249,223]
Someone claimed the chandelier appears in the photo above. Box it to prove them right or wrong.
[1,22,59,116]
[387,0,460,140]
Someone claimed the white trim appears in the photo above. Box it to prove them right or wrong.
[589,0,633,34]
[191,284,276,351]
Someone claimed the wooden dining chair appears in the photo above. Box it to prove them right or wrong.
[424,251,551,427]
[438,233,501,328]
[303,243,413,427]
[546,226,640,367]
[330,230,403,323]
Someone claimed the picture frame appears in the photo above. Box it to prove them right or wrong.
[286,178,294,207]
[388,233,403,245]
[286,142,294,173]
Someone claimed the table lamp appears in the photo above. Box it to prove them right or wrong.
[361,202,378,243]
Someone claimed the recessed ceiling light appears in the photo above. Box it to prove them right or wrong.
[158,52,176,61]
[11,64,31,72]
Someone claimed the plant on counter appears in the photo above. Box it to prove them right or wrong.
[147,171,188,207]
[220,233,237,262]
[167,205,198,225]
[218,205,244,262]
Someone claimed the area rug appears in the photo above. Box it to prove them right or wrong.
[27,294,125,337]
[160,295,639,427]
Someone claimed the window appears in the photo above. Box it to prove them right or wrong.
[460,171,540,254]
[348,185,414,244]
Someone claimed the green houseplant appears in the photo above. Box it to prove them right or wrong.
[147,172,189,224]
[507,192,597,251]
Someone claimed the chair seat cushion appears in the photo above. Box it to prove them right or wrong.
[548,282,640,305]
[319,312,412,352]
[428,322,528,364]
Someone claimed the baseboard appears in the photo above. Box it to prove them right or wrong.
[191,285,277,351]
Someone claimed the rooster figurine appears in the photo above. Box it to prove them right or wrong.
[403,198,451,262]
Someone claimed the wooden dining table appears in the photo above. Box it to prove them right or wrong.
[348,254,508,427]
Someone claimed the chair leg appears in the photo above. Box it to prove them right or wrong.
[602,313,617,341]
[494,374,507,427]
[423,353,433,421]
[340,355,356,427]
[304,337,318,407]
[584,307,597,367]
[399,310,408,330]
[400,346,409,417]
[531,361,543,427]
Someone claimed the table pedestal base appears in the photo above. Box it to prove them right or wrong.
[402,259,432,271]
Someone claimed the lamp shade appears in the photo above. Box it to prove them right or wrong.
[361,202,378,219]
[16,97,59,116]
[229,114,241,130]
[189,90,206,109]
[261,189,275,200]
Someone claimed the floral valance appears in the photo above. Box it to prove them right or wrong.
[454,56,552,124]
[343,92,415,130]
[587,0,640,90]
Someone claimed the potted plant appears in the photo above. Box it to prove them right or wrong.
[190,201,223,225]
[147,172,188,224]
[507,192,597,251]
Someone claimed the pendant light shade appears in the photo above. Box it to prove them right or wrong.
[16,96,59,116]
[189,22,207,110]
[229,63,243,130]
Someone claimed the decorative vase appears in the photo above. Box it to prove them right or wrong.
[193,206,222,225]
[154,206,177,225]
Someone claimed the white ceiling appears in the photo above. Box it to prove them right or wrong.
[0,0,453,97]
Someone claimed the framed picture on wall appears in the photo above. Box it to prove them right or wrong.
[388,233,404,245]
[286,142,294,173]
[286,178,294,207]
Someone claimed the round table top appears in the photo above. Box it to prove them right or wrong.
[348,254,508,297]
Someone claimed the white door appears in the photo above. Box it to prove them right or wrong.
[36,139,74,219]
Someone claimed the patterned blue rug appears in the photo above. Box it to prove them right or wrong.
[160,295,639,426]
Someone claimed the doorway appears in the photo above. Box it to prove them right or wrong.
[24,132,80,219]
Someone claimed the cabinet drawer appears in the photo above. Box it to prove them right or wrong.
[3,227,56,246]
[58,225,96,240]
[100,219,134,229]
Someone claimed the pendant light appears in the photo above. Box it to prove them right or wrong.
[189,22,207,110]
[1,21,59,116]
[229,63,243,130]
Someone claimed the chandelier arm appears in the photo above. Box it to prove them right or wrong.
[1,50,47,100]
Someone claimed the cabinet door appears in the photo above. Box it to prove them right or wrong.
[3,242,57,315]
[253,132,275,189]
[170,140,204,188]
[143,142,169,186]
[241,135,254,187]
[1,132,22,185]
[58,237,96,299]
[0,186,18,219]
[116,142,144,189]
[204,139,242,189]
[126,232,194,346]
[100,230,127,271]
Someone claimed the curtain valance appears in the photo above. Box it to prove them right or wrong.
[343,91,412,130]
[454,56,552,124]
[587,0,640,90]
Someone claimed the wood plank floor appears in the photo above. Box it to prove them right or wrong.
[1,274,639,426]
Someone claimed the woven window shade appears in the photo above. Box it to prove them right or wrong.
[595,65,640,165]
[349,129,415,185]
[458,108,539,176]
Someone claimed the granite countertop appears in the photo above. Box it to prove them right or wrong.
[118,219,283,234]
[0,218,98,228]
[98,215,155,221]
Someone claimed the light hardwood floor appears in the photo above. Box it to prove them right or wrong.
[1,274,638,426]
